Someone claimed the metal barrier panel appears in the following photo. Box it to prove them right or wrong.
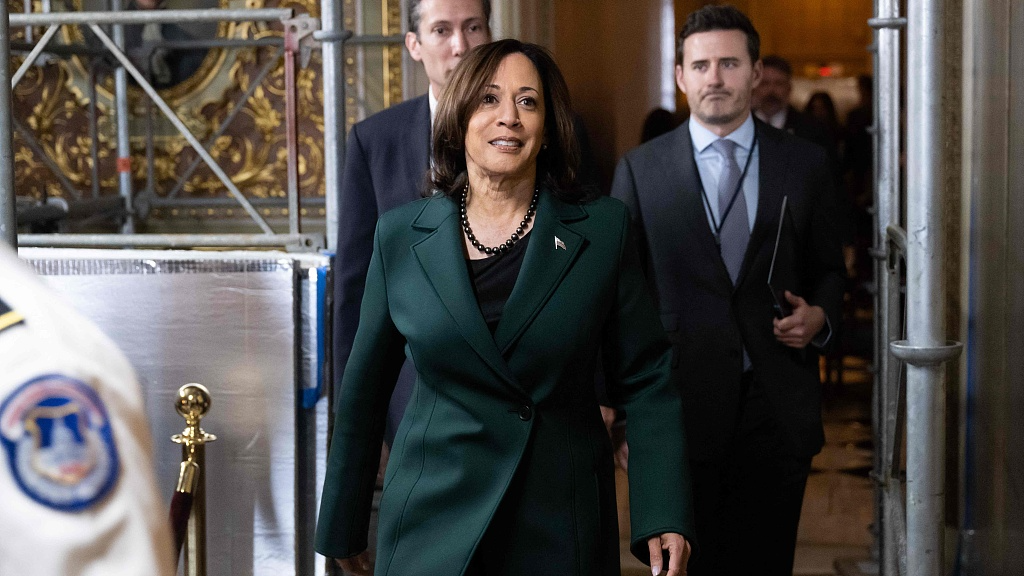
[18,248,329,576]
[962,1,1024,574]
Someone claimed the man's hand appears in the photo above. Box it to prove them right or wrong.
[773,290,826,349]
[647,533,691,576]
[334,552,371,575]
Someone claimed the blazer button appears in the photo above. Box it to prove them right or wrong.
[517,405,533,421]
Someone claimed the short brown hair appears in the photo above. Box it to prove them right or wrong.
[430,39,582,201]
[677,5,760,66]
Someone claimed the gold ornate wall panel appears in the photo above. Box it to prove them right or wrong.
[11,0,402,225]
[342,0,403,130]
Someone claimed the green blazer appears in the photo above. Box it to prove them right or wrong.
[315,190,694,575]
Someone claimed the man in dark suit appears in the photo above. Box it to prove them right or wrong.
[611,6,845,576]
[752,55,836,162]
[334,0,492,444]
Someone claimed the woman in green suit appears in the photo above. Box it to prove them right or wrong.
[315,40,695,576]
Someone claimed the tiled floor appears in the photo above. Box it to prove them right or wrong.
[792,295,877,575]
[793,358,875,575]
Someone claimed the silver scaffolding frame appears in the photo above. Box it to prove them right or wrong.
[316,3,406,252]
[1,7,339,251]
[3,4,404,252]
[1,1,16,244]
[869,0,964,575]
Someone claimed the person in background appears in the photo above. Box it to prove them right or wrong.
[612,6,845,575]
[753,54,854,275]
[805,89,857,279]
[317,39,694,576]
[640,107,681,143]
[843,74,875,278]
[753,55,840,172]
[0,243,174,576]
[805,91,842,155]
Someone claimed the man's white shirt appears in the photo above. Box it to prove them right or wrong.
[689,114,760,233]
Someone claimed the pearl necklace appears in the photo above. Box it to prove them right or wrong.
[460,185,538,256]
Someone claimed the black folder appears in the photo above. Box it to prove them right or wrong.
[767,196,794,319]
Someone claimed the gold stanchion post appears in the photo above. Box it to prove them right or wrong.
[171,384,217,576]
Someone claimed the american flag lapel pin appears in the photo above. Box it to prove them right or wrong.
[554,236,567,250]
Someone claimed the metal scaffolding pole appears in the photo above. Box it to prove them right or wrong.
[17,232,324,250]
[892,0,963,575]
[9,9,292,26]
[283,20,305,236]
[317,0,347,251]
[10,24,58,87]
[0,0,15,247]
[87,22,275,233]
[164,45,285,199]
[112,0,134,233]
[868,1,907,573]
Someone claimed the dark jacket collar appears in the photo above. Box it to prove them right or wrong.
[655,118,790,290]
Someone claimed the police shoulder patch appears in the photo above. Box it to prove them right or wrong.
[0,374,119,511]
[0,297,25,334]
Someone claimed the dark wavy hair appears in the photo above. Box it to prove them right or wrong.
[677,5,760,66]
[429,39,582,201]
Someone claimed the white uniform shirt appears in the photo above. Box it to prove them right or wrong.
[0,245,174,576]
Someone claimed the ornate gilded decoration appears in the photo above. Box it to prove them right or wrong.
[382,0,402,110]
[59,0,239,115]
[11,0,403,225]
[343,0,402,131]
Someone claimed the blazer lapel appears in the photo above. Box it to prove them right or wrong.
[493,191,586,354]
[736,121,786,288]
[411,197,519,388]
[659,122,734,288]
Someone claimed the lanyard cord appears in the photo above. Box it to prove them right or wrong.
[697,128,759,246]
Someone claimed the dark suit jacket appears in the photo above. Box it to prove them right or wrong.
[316,192,694,575]
[611,119,845,462]
[333,95,431,443]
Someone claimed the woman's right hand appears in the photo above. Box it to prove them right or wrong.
[334,551,371,575]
